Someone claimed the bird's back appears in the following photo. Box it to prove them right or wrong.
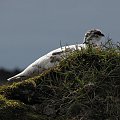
[7,43,86,81]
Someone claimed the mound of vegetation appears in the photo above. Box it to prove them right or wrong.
[0,41,120,120]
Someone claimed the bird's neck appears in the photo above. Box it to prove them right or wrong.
[83,37,100,46]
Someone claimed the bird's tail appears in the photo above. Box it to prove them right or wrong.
[7,75,20,81]
[7,72,25,82]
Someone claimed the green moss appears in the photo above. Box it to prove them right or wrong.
[0,41,120,120]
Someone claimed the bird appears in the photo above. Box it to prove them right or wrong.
[7,29,104,81]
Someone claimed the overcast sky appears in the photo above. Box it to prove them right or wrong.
[0,0,120,69]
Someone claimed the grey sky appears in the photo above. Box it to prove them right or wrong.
[0,0,120,69]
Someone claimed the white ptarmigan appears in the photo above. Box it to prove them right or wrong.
[7,29,104,81]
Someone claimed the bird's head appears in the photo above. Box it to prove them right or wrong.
[83,29,105,46]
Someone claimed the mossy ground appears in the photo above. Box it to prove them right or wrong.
[0,41,120,120]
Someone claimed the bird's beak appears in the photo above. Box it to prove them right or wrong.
[101,33,105,37]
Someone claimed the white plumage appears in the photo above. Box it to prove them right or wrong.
[7,29,104,81]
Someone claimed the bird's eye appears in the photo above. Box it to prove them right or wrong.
[95,31,101,35]
[94,31,104,36]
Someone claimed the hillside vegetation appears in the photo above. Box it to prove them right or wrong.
[0,40,120,120]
